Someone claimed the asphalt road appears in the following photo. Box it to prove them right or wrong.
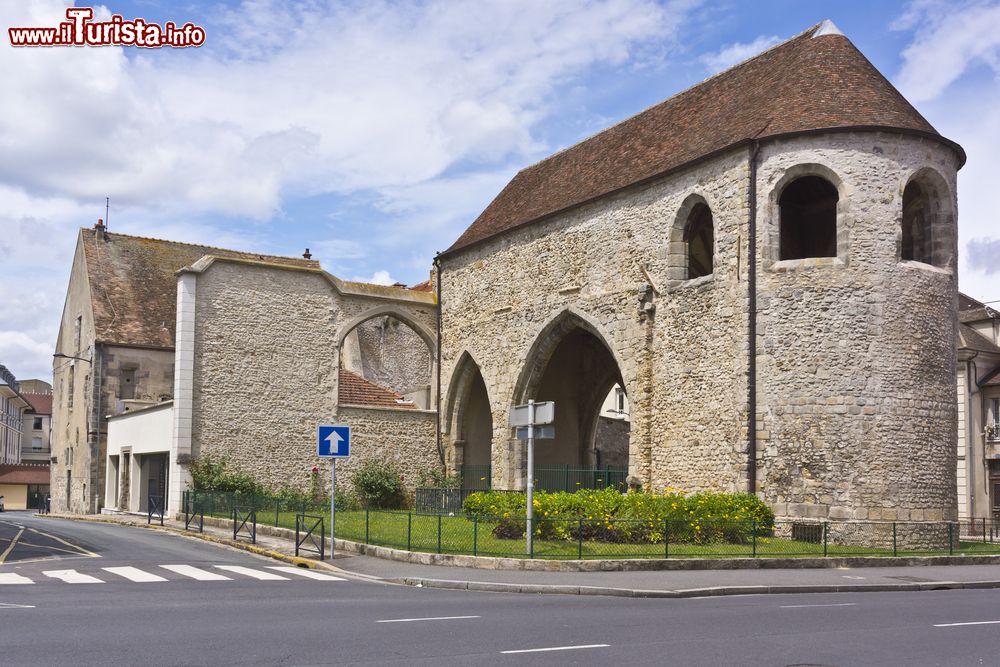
[2,513,1000,666]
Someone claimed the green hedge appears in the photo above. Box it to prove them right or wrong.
[463,488,774,544]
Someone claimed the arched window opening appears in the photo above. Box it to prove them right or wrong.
[779,176,838,260]
[901,181,932,264]
[339,315,432,409]
[685,203,714,279]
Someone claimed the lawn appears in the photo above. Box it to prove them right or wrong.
[198,507,1000,560]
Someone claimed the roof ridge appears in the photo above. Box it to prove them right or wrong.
[81,227,312,264]
[514,22,825,175]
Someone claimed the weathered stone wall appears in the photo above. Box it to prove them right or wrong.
[755,133,959,522]
[595,417,629,468]
[187,260,439,495]
[333,406,439,494]
[342,317,432,395]
[440,130,959,522]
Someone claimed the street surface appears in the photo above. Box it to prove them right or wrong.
[2,513,1000,666]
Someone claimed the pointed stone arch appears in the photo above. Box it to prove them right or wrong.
[443,351,493,482]
[509,307,631,482]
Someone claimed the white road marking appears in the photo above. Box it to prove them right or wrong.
[102,566,167,583]
[160,565,231,581]
[934,620,1000,627]
[0,573,34,585]
[377,615,481,623]
[43,569,104,584]
[841,575,866,580]
[215,565,289,581]
[500,644,610,654]
[780,603,858,609]
[0,602,35,608]
[266,566,345,581]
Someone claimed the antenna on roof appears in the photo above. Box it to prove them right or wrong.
[105,197,110,230]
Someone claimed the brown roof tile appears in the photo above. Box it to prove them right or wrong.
[0,463,50,485]
[22,393,52,415]
[82,229,320,348]
[959,324,1000,356]
[338,369,416,409]
[444,23,963,256]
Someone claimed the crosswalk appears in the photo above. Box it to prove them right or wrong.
[0,564,346,585]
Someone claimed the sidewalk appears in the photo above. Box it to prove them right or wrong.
[46,512,1000,599]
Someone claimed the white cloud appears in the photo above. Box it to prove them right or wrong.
[700,34,781,72]
[894,1,1000,102]
[967,237,1000,274]
[0,0,686,219]
[352,270,396,285]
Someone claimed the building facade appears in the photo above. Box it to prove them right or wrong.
[0,365,29,465]
[437,22,963,523]
[956,294,1000,519]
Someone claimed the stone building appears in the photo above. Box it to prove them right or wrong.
[168,254,437,514]
[956,293,1000,519]
[51,221,321,513]
[437,21,963,523]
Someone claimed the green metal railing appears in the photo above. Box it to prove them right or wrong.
[458,464,628,492]
[183,491,1000,561]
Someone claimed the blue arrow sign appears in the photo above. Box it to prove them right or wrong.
[317,425,351,457]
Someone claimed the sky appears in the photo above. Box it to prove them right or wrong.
[1,0,998,382]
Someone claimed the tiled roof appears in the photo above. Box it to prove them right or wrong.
[22,393,52,415]
[0,463,50,485]
[959,324,1000,356]
[338,369,416,409]
[959,292,999,323]
[409,280,433,293]
[444,21,962,256]
[81,228,320,348]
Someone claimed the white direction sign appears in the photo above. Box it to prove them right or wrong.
[509,401,554,427]
[516,425,554,440]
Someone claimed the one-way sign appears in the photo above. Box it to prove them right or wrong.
[317,425,351,457]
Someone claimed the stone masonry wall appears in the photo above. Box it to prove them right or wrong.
[343,317,432,395]
[440,149,751,493]
[440,130,959,522]
[189,261,438,495]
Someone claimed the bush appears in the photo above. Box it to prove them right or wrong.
[351,458,406,509]
[188,454,266,496]
[463,487,774,545]
[417,466,462,489]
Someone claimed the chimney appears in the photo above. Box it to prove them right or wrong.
[95,218,106,241]
[303,248,312,259]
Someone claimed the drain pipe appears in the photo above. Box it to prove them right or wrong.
[433,254,444,467]
[747,140,760,495]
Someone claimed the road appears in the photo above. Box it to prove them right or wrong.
[2,512,1000,666]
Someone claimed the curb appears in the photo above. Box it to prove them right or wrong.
[387,576,1000,598]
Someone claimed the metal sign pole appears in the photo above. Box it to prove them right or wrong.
[330,458,336,560]
[526,399,535,556]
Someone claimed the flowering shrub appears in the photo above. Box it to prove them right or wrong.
[463,487,774,544]
[351,458,407,509]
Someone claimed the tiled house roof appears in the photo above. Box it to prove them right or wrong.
[338,369,416,409]
[81,228,320,348]
[22,393,52,415]
[444,21,963,256]
[959,325,1000,356]
[0,463,50,485]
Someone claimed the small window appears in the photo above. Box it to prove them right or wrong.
[615,387,627,414]
[33,417,42,430]
[74,315,82,352]
[67,366,74,408]
[901,181,932,264]
[120,368,136,400]
[685,203,714,279]
[779,176,838,260]
[31,437,42,451]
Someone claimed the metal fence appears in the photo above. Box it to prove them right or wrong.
[457,465,629,492]
[184,491,1000,560]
